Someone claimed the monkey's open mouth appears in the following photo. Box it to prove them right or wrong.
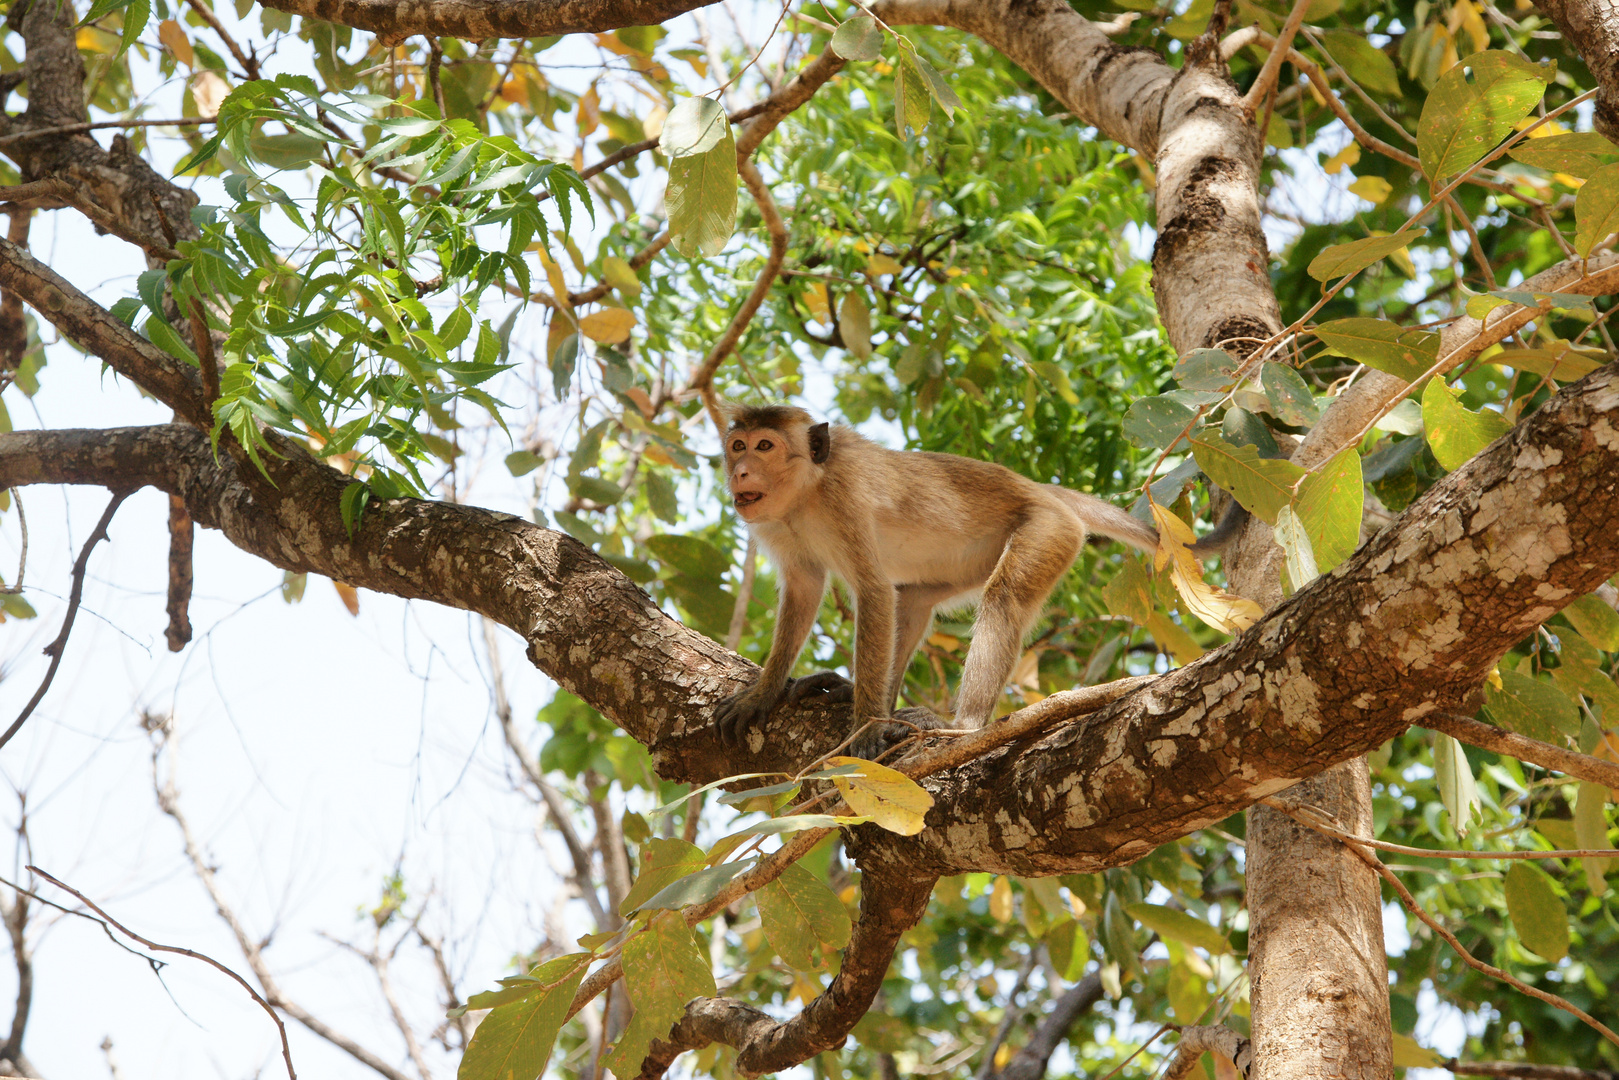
[734,492,763,509]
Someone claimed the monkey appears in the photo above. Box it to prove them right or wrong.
[712,403,1220,756]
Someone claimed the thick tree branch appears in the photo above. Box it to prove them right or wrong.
[1530,0,1619,143]
[255,0,723,44]
[993,973,1105,1080]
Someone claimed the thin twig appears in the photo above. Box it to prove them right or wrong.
[1424,711,1619,791]
[0,491,127,751]
[184,0,261,79]
[0,117,212,145]
[1242,0,1313,113]
[427,38,447,119]
[724,538,757,652]
[0,488,24,594]
[1264,799,1619,1049]
[28,865,297,1078]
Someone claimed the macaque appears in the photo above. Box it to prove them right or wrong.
[713,404,1200,754]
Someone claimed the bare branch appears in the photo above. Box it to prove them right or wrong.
[1424,711,1619,791]
[1445,1063,1619,1080]
[164,494,194,652]
[255,0,724,45]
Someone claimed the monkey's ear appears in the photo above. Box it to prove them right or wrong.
[808,422,831,464]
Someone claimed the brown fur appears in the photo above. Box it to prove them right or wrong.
[712,407,1163,750]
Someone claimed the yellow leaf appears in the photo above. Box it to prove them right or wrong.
[642,103,667,139]
[190,70,229,119]
[159,19,194,69]
[989,876,1014,923]
[865,253,902,276]
[926,632,959,651]
[333,580,360,616]
[1011,649,1041,691]
[803,281,831,323]
[643,443,682,469]
[852,239,871,254]
[577,84,601,136]
[546,309,575,364]
[1323,141,1360,175]
[1347,176,1392,204]
[535,247,572,310]
[1150,501,1264,635]
[579,307,636,343]
[994,1045,1014,1068]
[1392,1033,1441,1068]
[827,756,933,836]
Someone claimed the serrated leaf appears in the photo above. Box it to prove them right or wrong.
[1504,862,1568,962]
[1190,436,1305,525]
[1307,229,1425,282]
[1125,903,1232,955]
[1484,671,1579,743]
[1294,447,1363,573]
[1433,733,1482,836]
[666,123,737,258]
[1417,51,1551,182]
[1564,593,1619,650]
[662,96,728,157]
[1421,379,1512,472]
[579,307,636,344]
[619,838,704,916]
[1508,131,1619,177]
[1574,781,1612,894]
[1123,394,1199,449]
[1574,162,1619,258]
[457,953,588,1080]
[757,862,853,970]
[831,15,882,61]
[1174,348,1242,391]
[1260,362,1319,426]
[1314,318,1439,385]
[839,289,872,359]
[1317,30,1401,95]
[827,756,933,835]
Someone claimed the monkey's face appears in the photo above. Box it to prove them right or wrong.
[725,427,801,523]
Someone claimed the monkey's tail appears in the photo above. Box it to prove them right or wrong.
[1053,489,1162,556]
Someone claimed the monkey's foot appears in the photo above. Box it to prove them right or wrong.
[787,671,854,705]
[848,707,944,761]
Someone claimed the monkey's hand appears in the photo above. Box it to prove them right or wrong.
[785,670,854,705]
[849,707,944,761]
[714,680,787,748]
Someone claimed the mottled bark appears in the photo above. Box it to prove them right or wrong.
[255,0,721,44]
[1530,0,1619,143]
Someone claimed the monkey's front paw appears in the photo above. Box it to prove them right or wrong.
[714,687,780,748]
[786,671,854,705]
[848,707,944,761]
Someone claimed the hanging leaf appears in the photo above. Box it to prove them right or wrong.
[831,15,883,61]
[839,289,873,358]
[893,41,934,137]
[1294,447,1363,573]
[1563,593,1619,650]
[1275,505,1319,592]
[827,756,934,835]
[757,862,853,970]
[1420,379,1512,471]
[1433,733,1481,836]
[1574,781,1612,894]
[1508,131,1619,177]
[1314,318,1439,384]
[1574,162,1619,257]
[662,96,728,157]
[1046,918,1089,980]
[1152,502,1265,633]
[1190,436,1305,525]
[1307,229,1425,282]
[457,953,589,1080]
[1503,862,1569,962]
[1417,51,1551,182]
[665,109,737,257]
[1483,671,1579,743]
[1260,362,1319,426]
[1126,903,1233,955]
[989,875,1014,923]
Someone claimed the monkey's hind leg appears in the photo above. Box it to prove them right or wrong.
[952,515,1081,728]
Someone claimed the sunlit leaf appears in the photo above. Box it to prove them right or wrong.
[758,862,853,970]
[1574,781,1612,894]
[1307,229,1425,282]
[1317,30,1401,95]
[1574,162,1619,257]
[457,953,589,1080]
[1420,379,1512,472]
[1126,903,1232,954]
[619,838,704,916]
[827,756,933,835]
[578,307,637,343]
[607,911,717,1076]
[1190,436,1304,525]
[1152,502,1264,633]
[1314,318,1439,384]
[666,119,737,257]
[1417,51,1551,182]
[1294,447,1363,573]
[1508,131,1619,177]
[1563,593,1619,651]
[1433,733,1481,836]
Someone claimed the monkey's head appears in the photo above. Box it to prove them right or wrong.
[721,404,830,524]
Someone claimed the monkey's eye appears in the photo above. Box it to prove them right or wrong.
[756,439,774,451]
[731,439,745,453]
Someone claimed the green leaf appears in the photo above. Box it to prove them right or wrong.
[608,911,718,1077]
[1122,394,1198,449]
[249,131,328,170]
[1574,162,1619,258]
[1574,781,1612,895]
[1484,671,1579,743]
[1260,362,1318,426]
[1190,436,1305,525]
[1504,862,1569,962]
[913,52,961,117]
[456,953,589,1080]
[1045,917,1089,980]
[1307,230,1425,282]
[644,470,680,524]
[619,838,705,917]
[551,332,579,399]
[1563,593,1619,651]
[506,450,543,477]
[600,553,657,584]
[1029,361,1079,406]
[121,0,150,54]
[645,534,730,579]
[1125,902,1232,955]
[831,15,883,61]
[1314,318,1439,384]
[827,755,934,835]
[1487,344,1606,383]
[637,859,756,912]
[1417,51,1551,182]
[757,862,853,970]
[894,41,933,137]
[1275,505,1319,591]
[661,96,728,157]
[1433,733,1481,837]
[1316,30,1401,96]
[1102,892,1140,978]
[569,475,625,506]
[1294,446,1363,573]
[1174,348,1242,391]
[1508,131,1619,177]
[1421,379,1512,472]
[665,121,737,258]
